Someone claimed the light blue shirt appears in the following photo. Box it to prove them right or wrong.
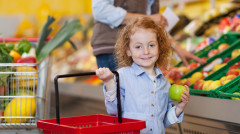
[103,63,184,134]
[92,0,155,29]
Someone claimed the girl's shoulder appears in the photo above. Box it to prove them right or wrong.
[117,66,132,74]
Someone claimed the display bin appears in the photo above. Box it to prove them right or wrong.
[175,32,240,67]
[218,76,240,100]
[37,72,146,134]
[0,38,51,130]
[189,54,240,98]
[181,39,240,80]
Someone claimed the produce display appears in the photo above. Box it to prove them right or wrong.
[0,39,38,123]
[0,15,82,124]
[167,8,240,101]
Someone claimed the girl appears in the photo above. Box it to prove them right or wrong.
[96,16,190,134]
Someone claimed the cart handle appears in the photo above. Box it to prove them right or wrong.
[0,37,52,42]
[54,71,122,124]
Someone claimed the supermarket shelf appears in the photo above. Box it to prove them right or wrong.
[184,95,240,124]
[51,82,240,124]
[49,82,240,133]
[50,81,240,124]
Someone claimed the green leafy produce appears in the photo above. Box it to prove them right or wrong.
[36,16,55,56]
[0,47,14,63]
[0,67,15,86]
[0,43,14,53]
[17,39,32,55]
[6,44,14,52]
[36,16,81,61]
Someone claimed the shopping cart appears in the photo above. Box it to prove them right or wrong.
[37,71,146,134]
[0,38,51,132]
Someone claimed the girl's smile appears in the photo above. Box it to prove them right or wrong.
[127,28,159,74]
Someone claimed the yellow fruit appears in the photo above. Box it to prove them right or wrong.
[222,79,231,85]
[220,76,227,82]
[4,95,36,123]
[167,78,174,84]
[212,63,226,72]
[202,80,213,91]
[11,67,38,88]
[208,80,222,90]
[178,66,190,74]
[231,92,240,100]
[191,72,204,83]
[9,50,21,63]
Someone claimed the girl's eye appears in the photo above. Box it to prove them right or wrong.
[149,44,156,47]
[135,46,141,49]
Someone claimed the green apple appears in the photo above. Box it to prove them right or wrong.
[169,84,187,102]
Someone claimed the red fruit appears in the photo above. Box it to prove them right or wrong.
[17,56,36,63]
[208,49,219,58]
[201,57,208,62]
[188,63,199,70]
[201,71,209,78]
[229,64,239,69]
[183,79,192,86]
[222,57,231,63]
[198,83,204,90]
[174,79,182,85]
[193,79,204,89]
[226,70,239,76]
[174,71,183,80]
[169,71,183,81]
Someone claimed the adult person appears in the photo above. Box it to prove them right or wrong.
[91,0,206,71]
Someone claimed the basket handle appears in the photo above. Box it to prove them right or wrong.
[54,71,122,124]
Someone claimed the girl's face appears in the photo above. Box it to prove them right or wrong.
[127,28,159,71]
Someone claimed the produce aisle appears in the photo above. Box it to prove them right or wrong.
[48,82,240,134]
[0,0,240,133]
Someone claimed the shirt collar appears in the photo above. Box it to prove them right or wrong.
[131,62,165,79]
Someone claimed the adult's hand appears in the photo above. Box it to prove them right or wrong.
[173,43,206,66]
[149,14,168,27]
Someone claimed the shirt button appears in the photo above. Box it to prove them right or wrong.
[151,114,154,117]
[151,104,154,107]
[150,128,152,131]
[151,91,154,94]
[153,80,156,83]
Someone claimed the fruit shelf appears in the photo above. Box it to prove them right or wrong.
[189,54,240,98]
[181,39,240,80]
[175,32,240,67]
[218,77,240,100]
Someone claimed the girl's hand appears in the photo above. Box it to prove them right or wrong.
[96,68,115,91]
[175,85,190,116]
[96,67,114,82]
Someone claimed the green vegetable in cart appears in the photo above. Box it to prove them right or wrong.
[0,67,15,87]
[17,39,32,55]
[0,43,14,53]
[169,84,187,102]
[0,46,14,63]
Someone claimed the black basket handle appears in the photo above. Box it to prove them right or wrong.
[54,71,122,124]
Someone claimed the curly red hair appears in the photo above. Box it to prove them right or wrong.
[114,16,171,70]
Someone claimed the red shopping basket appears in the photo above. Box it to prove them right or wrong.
[37,72,146,134]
